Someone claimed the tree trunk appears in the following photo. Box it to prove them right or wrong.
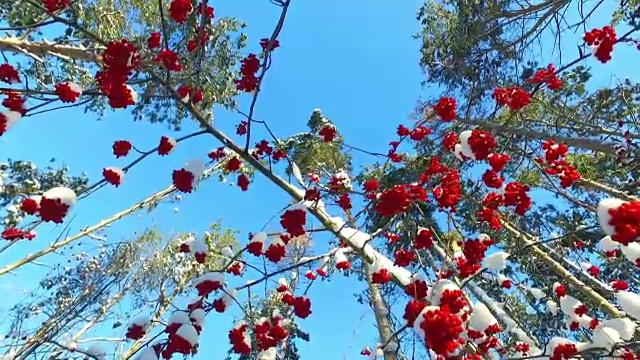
[364,263,397,360]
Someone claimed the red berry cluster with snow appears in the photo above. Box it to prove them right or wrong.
[20,187,77,223]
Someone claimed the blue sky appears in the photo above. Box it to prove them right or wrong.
[0,1,425,359]
[0,1,639,359]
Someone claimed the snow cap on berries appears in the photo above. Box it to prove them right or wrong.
[39,187,77,223]
[0,110,21,135]
[103,166,125,187]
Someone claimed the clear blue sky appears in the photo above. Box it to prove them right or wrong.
[0,1,638,359]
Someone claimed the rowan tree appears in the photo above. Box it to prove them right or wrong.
[2,225,236,359]
[0,0,639,360]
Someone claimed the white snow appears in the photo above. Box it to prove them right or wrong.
[126,85,139,104]
[546,337,575,356]
[329,217,371,249]
[599,235,619,252]
[546,300,559,315]
[221,246,234,257]
[66,81,83,95]
[257,347,276,360]
[42,186,77,207]
[428,279,459,306]
[129,315,151,328]
[183,159,205,180]
[562,258,613,291]
[334,248,349,265]
[597,198,625,236]
[370,257,388,273]
[333,169,352,190]
[477,234,491,242]
[454,143,465,160]
[412,305,438,338]
[559,295,584,320]
[167,311,190,325]
[579,262,592,272]
[327,217,412,285]
[195,272,225,287]
[458,130,476,159]
[190,236,208,255]
[468,302,498,332]
[467,281,540,350]
[591,326,623,351]
[620,242,640,265]
[222,289,237,307]
[104,167,125,183]
[288,202,308,211]
[233,320,247,329]
[597,317,636,341]
[2,110,21,132]
[526,287,546,300]
[176,324,199,346]
[251,232,267,244]
[576,315,593,329]
[180,234,195,248]
[483,251,509,272]
[272,309,283,320]
[615,291,640,320]
[290,162,304,186]
[189,308,206,327]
